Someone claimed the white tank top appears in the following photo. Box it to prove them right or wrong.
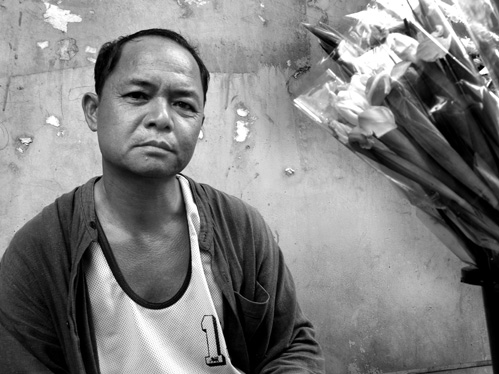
[84,176,243,374]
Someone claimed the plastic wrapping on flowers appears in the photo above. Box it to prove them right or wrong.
[294,0,499,269]
[454,0,499,92]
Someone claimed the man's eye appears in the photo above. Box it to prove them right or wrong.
[175,101,195,112]
[126,92,148,101]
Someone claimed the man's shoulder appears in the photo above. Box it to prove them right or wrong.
[184,175,274,249]
[5,178,96,256]
[185,176,262,220]
[22,179,91,230]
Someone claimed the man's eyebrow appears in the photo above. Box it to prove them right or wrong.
[125,78,156,88]
[173,88,202,102]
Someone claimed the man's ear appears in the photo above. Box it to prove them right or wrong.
[82,93,99,132]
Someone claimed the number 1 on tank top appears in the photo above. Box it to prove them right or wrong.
[201,315,227,366]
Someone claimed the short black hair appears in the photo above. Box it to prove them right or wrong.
[94,28,210,104]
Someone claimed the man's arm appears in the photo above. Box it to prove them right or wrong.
[0,321,57,373]
[0,231,69,373]
[254,241,326,374]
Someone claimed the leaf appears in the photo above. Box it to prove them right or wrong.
[416,34,451,61]
[366,72,392,106]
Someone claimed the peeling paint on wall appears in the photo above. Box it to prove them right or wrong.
[234,103,256,143]
[236,108,249,117]
[178,0,209,6]
[85,46,97,64]
[16,136,33,154]
[19,137,33,146]
[42,2,82,33]
[257,1,268,25]
[37,41,49,49]
[235,121,250,142]
[57,38,79,60]
[46,115,61,127]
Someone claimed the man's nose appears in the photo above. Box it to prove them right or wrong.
[146,98,173,130]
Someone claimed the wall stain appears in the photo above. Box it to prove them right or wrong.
[306,0,329,24]
[285,58,311,96]
[8,162,20,175]
[176,0,209,18]
[2,77,10,112]
[57,38,79,61]
[0,123,9,150]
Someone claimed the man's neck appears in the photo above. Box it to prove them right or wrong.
[95,170,184,234]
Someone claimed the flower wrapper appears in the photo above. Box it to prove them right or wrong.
[295,0,499,269]
[453,0,499,91]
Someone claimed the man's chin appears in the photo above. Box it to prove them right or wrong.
[108,165,183,180]
[132,167,183,179]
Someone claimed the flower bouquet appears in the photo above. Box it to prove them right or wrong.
[294,0,499,368]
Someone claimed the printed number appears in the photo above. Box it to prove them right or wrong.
[201,315,226,366]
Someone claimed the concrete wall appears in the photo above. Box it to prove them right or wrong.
[0,0,492,373]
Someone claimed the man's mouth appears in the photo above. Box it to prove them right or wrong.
[140,140,173,152]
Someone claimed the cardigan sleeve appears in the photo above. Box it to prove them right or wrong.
[0,224,69,373]
[251,223,326,374]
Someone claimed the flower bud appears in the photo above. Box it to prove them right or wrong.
[358,106,397,137]
[386,32,419,63]
[336,88,370,126]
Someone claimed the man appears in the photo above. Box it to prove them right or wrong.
[0,29,325,373]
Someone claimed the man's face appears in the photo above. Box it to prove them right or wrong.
[90,36,205,179]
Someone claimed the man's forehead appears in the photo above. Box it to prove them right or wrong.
[117,36,199,74]
[121,36,185,59]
